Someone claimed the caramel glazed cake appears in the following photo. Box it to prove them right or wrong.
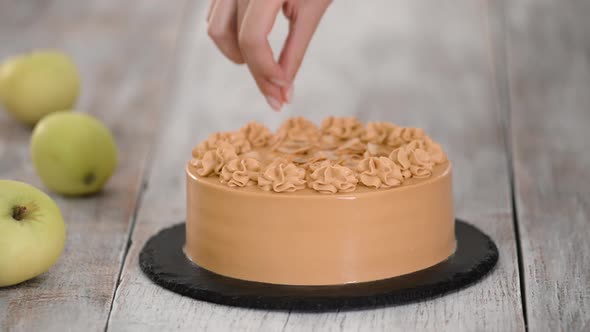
[185,117,456,286]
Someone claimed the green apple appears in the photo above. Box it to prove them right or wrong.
[30,112,118,195]
[0,180,66,287]
[0,50,80,125]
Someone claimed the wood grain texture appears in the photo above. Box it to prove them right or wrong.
[0,0,187,331]
[107,1,524,331]
[505,0,590,330]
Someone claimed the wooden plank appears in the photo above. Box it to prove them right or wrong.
[107,0,525,331]
[505,0,590,330]
[0,0,187,331]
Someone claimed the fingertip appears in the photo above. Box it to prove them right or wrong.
[252,74,287,106]
[265,95,283,112]
[228,55,246,65]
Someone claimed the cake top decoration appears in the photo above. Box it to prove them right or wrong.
[189,116,447,194]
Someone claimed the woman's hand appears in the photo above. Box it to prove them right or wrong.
[207,0,332,111]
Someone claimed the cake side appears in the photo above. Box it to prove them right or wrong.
[185,161,455,285]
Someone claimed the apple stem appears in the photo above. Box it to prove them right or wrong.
[12,205,27,221]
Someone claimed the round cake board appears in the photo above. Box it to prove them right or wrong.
[139,220,498,312]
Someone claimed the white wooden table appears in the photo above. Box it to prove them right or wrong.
[0,0,588,331]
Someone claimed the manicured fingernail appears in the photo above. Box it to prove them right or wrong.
[270,78,290,88]
[265,95,282,111]
[285,85,294,104]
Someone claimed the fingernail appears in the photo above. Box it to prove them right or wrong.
[270,78,290,88]
[285,85,294,104]
[265,95,282,111]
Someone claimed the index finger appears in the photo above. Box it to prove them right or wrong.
[239,0,289,86]
[279,0,331,82]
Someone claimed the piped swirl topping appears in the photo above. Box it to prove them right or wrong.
[190,117,448,193]
[220,157,261,187]
[357,156,404,189]
[258,161,306,193]
[309,163,358,194]
[190,142,238,176]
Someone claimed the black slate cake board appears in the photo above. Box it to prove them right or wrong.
[139,219,498,311]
